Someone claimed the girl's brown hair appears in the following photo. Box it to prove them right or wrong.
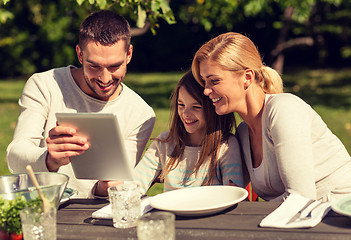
[158,71,236,185]
[192,32,283,94]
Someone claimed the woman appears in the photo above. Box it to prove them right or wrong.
[192,32,351,202]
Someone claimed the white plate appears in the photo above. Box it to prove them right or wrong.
[60,188,78,204]
[331,195,351,217]
[150,186,248,216]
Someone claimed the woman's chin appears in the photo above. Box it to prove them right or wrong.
[215,107,230,115]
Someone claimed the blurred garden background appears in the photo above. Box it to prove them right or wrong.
[0,0,351,178]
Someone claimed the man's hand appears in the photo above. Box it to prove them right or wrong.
[94,180,123,197]
[46,125,90,172]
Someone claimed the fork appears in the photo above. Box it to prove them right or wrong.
[286,200,315,224]
[298,201,323,220]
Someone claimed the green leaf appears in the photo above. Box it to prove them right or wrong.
[0,196,42,235]
[76,0,85,5]
[96,0,107,9]
[136,4,147,28]
[88,0,95,4]
[0,9,14,24]
[2,0,11,5]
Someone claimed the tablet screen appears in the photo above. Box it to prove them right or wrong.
[56,113,134,181]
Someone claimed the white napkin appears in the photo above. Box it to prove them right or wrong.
[91,196,154,219]
[259,193,331,228]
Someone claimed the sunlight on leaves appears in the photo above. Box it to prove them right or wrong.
[76,0,85,5]
[0,9,14,24]
[136,4,146,28]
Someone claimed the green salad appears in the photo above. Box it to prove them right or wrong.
[0,196,42,235]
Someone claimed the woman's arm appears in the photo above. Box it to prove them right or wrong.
[266,94,317,199]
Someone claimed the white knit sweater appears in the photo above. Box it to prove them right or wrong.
[7,66,155,198]
[237,93,351,201]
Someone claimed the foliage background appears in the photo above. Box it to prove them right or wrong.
[0,0,350,77]
[0,0,351,177]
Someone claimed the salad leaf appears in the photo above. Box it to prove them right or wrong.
[0,196,42,235]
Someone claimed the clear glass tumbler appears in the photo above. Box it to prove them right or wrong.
[20,205,56,240]
[108,181,141,228]
[137,211,175,240]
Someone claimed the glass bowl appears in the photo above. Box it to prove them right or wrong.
[0,172,69,207]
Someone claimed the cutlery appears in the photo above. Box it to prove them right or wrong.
[286,200,314,224]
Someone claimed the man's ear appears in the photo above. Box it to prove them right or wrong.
[244,69,255,90]
[126,44,133,64]
[76,45,83,64]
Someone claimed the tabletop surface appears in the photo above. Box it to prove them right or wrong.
[57,199,351,240]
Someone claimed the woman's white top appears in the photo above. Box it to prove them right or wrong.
[237,93,351,201]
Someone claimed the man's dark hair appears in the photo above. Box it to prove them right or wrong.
[79,10,131,51]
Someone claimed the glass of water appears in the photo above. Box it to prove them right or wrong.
[20,205,56,240]
[137,211,175,240]
[108,181,141,228]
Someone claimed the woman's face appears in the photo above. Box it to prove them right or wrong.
[177,86,206,146]
[199,60,246,115]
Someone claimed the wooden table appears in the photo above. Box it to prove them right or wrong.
[57,199,351,240]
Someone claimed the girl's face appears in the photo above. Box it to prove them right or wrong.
[199,60,246,115]
[177,86,206,146]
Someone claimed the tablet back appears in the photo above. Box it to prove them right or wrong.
[56,113,134,181]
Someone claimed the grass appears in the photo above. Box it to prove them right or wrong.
[1,68,351,196]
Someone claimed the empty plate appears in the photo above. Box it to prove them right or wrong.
[150,185,248,216]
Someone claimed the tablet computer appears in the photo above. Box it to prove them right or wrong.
[56,113,134,181]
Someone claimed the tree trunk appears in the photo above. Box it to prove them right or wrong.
[271,6,294,74]
[130,22,151,37]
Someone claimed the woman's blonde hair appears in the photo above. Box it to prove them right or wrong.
[158,71,236,185]
[192,32,283,94]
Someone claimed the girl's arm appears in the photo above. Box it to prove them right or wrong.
[219,135,244,188]
[133,140,163,195]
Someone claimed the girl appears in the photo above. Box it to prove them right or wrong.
[192,32,351,201]
[134,71,244,194]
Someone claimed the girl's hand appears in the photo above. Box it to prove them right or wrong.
[94,180,124,197]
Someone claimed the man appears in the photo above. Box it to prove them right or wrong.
[6,10,155,198]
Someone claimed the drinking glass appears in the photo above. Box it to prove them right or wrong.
[137,211,175,240]
[108,181,141,228]
[20,205,56,240]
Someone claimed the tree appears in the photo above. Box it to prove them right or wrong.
[1,0,175,34]
[176,0,351,73]
[0,0,175,77]
[1,0,350,77]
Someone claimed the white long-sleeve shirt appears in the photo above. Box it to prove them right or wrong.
[7,66,155,198]
[134,131,244,195]
[237,93,351,201]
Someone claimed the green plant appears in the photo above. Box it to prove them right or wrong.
[0,196,42,235]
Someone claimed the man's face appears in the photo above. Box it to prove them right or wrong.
[76,40,133,101]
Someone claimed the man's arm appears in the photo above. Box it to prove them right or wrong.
[6,72,90,174]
